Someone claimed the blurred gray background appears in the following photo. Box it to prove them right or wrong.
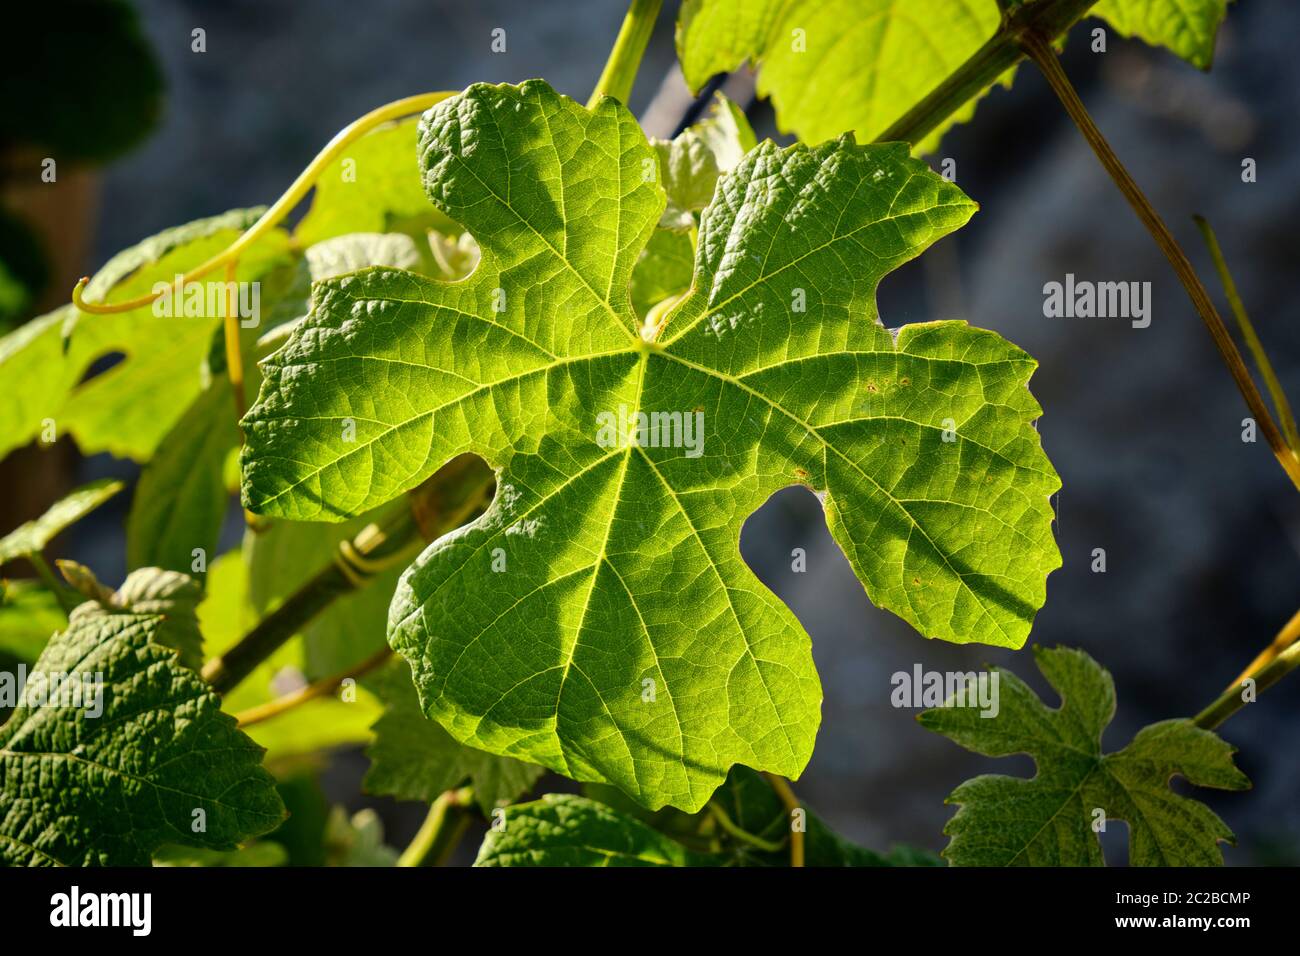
[56,0,1300,863]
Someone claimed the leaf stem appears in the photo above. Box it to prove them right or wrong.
[27,553,79,615]
[1193,215,1300,453]
[397,787,476,867]
[71,91,457,315]
[1227,606,1300,690]
[875,0,1102,146]
[762,773,805,867]
[233,646,393,728]
[587,0,663,109]
[707,801,786,854]
[1017,30,1300,493]
[1194,638,1300,731]
[201,509,422,694]
[204,460,495,695]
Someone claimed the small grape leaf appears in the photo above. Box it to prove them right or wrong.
[0,478,123,566]
[630,228,694,319]
[0,605,284,866]
[323,807,400,867]
[653,93,757,230]
[1094,0,1231,70]
[363,658,543,814]
[475,794,720,867]
[241,80,1060,811]
[675,0,1232,155]
[919,645,1250,866]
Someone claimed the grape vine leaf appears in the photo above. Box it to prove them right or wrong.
[323,806,400,867]
[0,581,63,663]
[0,208,291,462]
[126,379,241,575]
[1094,0,1231,70]
[675,0,1232,155]
[0,478,123,566]
[241,80,1060,812]
[653,93,756,230]
[475,794,719,867]
[0,604,284,866]
[631,94,754,317]
[69,566,208,670]
[363,658,543,814]
[919,645,1250,866]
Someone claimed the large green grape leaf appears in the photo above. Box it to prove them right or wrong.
[0,602,285,866]
[0,209,291,462]
[920,645,1250,866]
[363,658,543,814]
[241,80,1060,812]
[675,0,1231,155]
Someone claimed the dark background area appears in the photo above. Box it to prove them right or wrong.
[12,0,1300,864]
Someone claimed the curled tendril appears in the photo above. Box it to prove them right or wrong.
[71,90,457,315]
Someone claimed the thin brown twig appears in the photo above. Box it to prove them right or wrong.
[1018,30,1300,493]
[762,773,805,867]
[234,646,394,728]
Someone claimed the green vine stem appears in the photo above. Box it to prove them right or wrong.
[1195,638,1300,731]
[27,553,79,615]
[763,773,805,867]
[1017,30,1300,493]
[708,801,786,854]
[587,0,663,108]
[1193,215,1300,453]
[200,509,422,694]
[202,456,494,695]
[875,0,1102,145]
[234,645,393,727]
[398,787,476,867]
